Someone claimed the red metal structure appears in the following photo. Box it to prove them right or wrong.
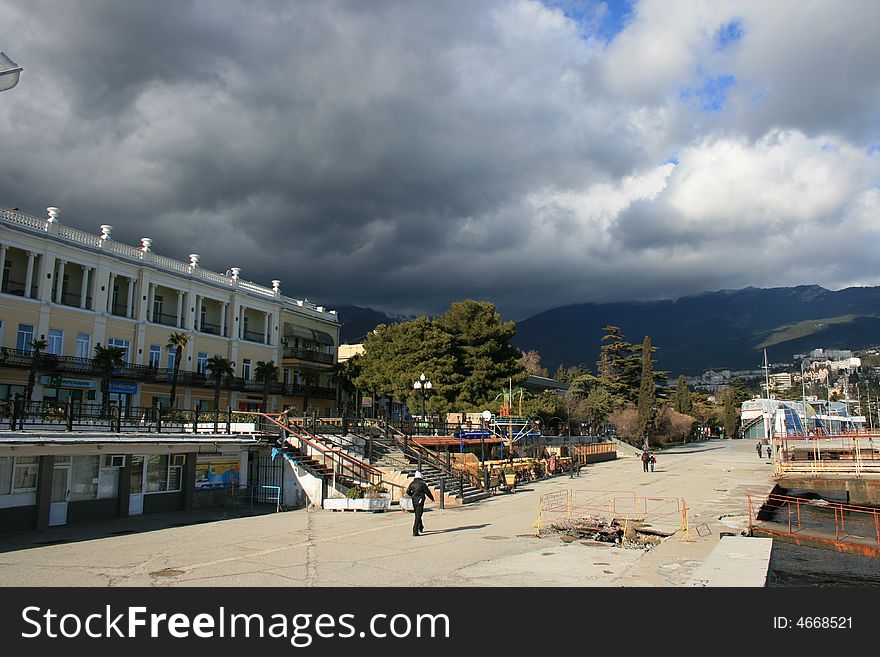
[748,490,880,558]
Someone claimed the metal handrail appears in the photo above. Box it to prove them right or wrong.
[377,419,485,491]
[239,412,401,492]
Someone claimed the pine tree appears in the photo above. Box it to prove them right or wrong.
[597,326,635,402]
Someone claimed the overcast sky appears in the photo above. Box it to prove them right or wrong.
[1,0,879,320]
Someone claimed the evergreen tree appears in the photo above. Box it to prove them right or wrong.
[597,326,638,402]
[635,336,657,448]
[583,385,615,434]
[353,300,524,413]
[721,385,740,439]
[674,375,693,415]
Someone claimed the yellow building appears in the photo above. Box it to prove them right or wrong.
[1,206,340,415]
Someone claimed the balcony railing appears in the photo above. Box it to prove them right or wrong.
[1,278,38,298]
[242,329,266,344]
[58,291,93,309]
[151,311,182,328]
[110,302,131,317]
[282,347,335,364]
[0,347,336,398]
[198,321,226,337]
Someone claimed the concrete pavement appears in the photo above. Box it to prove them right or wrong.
[0,439,776,587]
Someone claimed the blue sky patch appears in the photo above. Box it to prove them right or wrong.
[714,19,743,51]
[695,74,736,112]
[541,0,635,42]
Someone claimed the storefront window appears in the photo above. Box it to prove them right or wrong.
[69,455,99,501]
[12,456,39,492]
[146,455,169,493]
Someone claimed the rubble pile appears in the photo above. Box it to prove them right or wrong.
[546,515,666,549]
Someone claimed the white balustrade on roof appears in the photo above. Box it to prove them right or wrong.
[0,206,339,319]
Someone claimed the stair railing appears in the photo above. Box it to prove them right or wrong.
[238,412,396,492]
[375,418,485,492]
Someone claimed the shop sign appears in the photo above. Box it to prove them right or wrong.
[41,376,97,389]
[109,381,138,395]
[195,456,241,489]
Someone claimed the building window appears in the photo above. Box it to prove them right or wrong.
[197,352,208,374]
[153,295,164,322]
[0,456,39,494]
[76,333,90,359]
[146,454,183,493]
[107,338,130,362]
[242,359,251,380]
[47,328,63,356]
[16,323,34,352]
[149,345,161,369]
[0,384,25,401]
[69,455,99,501]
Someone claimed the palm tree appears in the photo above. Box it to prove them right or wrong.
[301,370,318,415]
[25,338,49,404]
[255,360,279,413]
[206,355,235,420]
[165,331,190,409]
[93,344,127,416]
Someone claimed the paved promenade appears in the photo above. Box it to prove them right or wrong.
[0,439,775,587]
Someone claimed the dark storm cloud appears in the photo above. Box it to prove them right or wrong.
[1,1,879,321]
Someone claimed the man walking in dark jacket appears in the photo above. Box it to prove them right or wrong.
[406,471,435,536]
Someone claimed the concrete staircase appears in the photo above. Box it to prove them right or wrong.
[369,434,489,505]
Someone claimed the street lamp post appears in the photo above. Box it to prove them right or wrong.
[412,372,433,423]
[0,52,22,92]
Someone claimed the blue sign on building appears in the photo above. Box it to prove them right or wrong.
[109,381,138,395]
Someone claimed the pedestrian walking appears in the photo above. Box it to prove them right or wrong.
[649,452,656,472]
[756,441,763,458]
[405,471,434,537]
[641,450,650,473]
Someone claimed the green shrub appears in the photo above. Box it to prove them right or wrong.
[364,484,388,498]
[345,486,365,499]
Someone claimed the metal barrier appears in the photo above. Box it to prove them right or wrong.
[535,488,687,539]
[748,490,880,557]
[771,434,880,478]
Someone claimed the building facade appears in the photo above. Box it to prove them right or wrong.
[0,206,341,416]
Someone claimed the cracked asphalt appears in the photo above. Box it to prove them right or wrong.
[0,439,775,587]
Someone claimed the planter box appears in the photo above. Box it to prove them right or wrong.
[323,497,391,512]
[323,498,350,511]
[400,497,414,512]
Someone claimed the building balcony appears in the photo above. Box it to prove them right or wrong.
[0,348,339,400]
[242,329,267,344]
[1,278,38,298]
[282,347,334,365]
[151,311,183,328]
[198,321,227,338]
[58,291,93,310]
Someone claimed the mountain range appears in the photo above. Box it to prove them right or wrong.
[333,286,880,376]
